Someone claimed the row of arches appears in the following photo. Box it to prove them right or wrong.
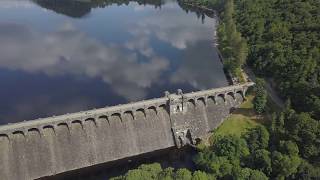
[185,90,245,107]
[0,88,247,142]
[0,104,169,140]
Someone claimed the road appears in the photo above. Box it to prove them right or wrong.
[243,66,285,109]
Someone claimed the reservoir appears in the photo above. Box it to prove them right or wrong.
[0,0,227,125]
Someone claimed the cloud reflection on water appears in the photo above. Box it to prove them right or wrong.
[134,6,216,50]
[0,0,34,9]
[0,1,227,122]
[0,22,169,101]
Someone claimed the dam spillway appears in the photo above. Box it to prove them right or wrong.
[0,82,254,180]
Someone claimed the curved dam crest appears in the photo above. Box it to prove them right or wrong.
[0,82,254,180]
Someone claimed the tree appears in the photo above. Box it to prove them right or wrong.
[271,151,301,179]
[249,169,268,180]
[247,149,272,176]
[295,160,320,180]
[283,112,320,159]
[194,135,250,178]
[279,141,299,156]
[217,0,247,79]
[110,163,163,180]
[193,150,233,177]
[253,78,267,114]
[213,135,250,159]
[191,171,213,180]
[235,0,320,122]
[158,167,174,180]
[233,168,268,180]
[175,168,192,180]
[245,126,270,152]
[111,164,216,180]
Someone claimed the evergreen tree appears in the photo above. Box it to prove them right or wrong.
[253,78,267,114]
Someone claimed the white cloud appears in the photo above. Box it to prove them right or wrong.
[130,8,217,50]
[169,43,228,89]
[125,7,226,89]
[0,22,169,101]
[0,0,34,9]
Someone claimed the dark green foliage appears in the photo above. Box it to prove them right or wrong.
[193,149,234,177]
[110,163,212,180]
[193,136,250,179]
[231,0,320,176]
[234,168,268,180]
[158,167,175,180]
[175,168,192,180]
[118,163,163,180]
[271,109,320,161]
[191,171,214,180]
[243,126,272,176]
[213,135,250,159]
[193,109,318,179]
[270,112,286,141]
[247,149,272,176]
[216,0,247,79]
[295,160,320,180]
[286,113,320,159]
[271,151,301,179]
[192,0,319,177]
[279,140,299,156]
[245,126,269,152]
[270,110,320,178]
[270,141,301,178]
[253,78,267,114]
[235,0,320,119]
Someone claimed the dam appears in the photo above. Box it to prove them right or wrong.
[0,82,254,180]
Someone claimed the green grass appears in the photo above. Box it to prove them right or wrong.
[212,115,260,137]
[208,95,266,145]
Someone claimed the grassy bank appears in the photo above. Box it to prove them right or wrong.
[209,95,267,143]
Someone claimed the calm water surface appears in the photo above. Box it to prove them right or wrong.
[0,0,227,124]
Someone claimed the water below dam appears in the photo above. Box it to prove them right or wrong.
[0,0,227,125]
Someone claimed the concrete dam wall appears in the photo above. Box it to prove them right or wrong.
[0,82,254,180]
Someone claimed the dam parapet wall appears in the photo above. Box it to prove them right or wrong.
[0,82,254,180]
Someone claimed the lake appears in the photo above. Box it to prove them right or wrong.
[0,0,227,125]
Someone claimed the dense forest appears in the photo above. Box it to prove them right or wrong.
[111,0,320,179]
[216,0,248,82]
[234,0,320,119]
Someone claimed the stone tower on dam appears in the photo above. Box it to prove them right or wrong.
[0,82,254,180]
